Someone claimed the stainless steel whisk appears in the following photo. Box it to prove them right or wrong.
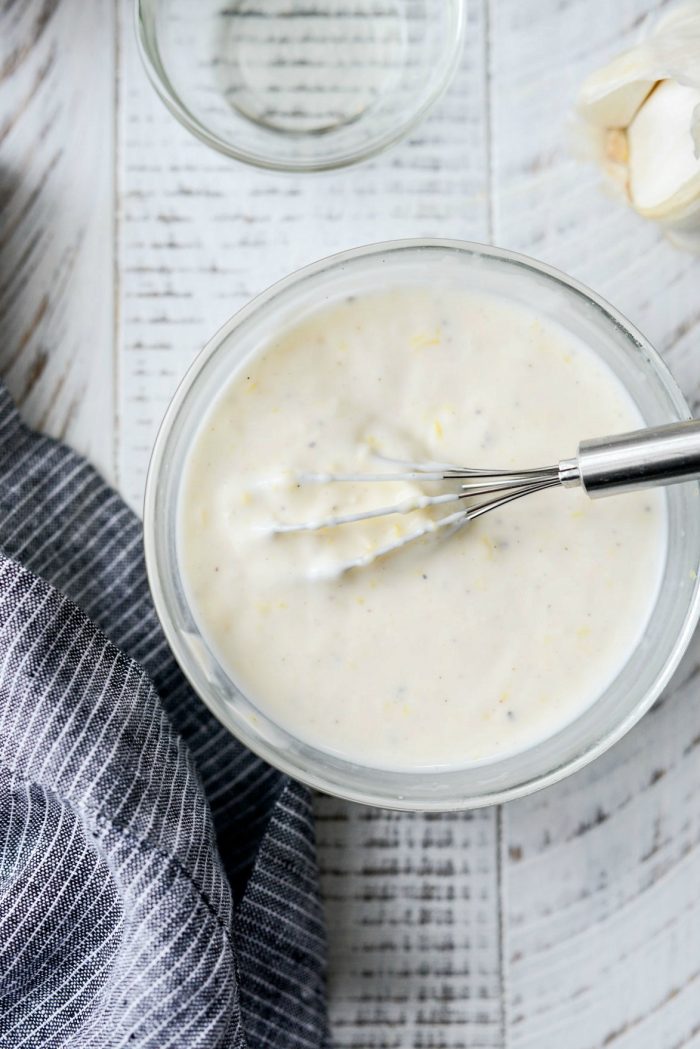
[272,421,700,572]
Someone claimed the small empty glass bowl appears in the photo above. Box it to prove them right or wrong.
[135,0,466,171]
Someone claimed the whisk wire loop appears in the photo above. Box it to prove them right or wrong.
[269,456,563,572]
[267,422,700,573]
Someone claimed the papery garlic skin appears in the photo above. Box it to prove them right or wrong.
[577,1,700,251]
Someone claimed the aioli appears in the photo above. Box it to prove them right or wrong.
[180,288,666,768]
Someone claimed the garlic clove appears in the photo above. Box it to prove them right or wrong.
[627,80,700,217]
[576,0,700,250]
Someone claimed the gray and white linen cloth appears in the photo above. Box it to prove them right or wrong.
[0,383,329,1049]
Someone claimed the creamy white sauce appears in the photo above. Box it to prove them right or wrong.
[180,287,666,769]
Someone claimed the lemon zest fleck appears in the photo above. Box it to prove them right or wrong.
[481,535,494,559]
[410,327,441,350]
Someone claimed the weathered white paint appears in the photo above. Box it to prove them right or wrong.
[489,3,700,1046]
[0,0,115,479]
[3,0,700,1045]
[316,800,503,1047]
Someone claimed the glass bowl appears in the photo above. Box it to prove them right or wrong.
[135,0,466,172]
[143,240,700,810]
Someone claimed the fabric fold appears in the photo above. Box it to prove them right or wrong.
[0,386,329,1049]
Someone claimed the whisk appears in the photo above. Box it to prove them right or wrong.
[272,421,700,572]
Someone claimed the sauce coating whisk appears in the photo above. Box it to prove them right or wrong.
[272,421,700,572]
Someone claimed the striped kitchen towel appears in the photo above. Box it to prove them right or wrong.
[0,384,329,1049]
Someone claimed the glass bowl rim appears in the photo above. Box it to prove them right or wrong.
[143,237,700,810]
[134,0,467,173]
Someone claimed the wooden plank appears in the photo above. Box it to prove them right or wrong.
[0,0,115,480]
[118,3,504,1046]
[315,799,503,1048]
[488,2,700,1046]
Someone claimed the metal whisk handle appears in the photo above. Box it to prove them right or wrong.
[560,420,700,498]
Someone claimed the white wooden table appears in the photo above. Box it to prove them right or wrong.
[2,2,700,1046]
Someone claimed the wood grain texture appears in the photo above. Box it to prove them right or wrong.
[315,800,503,1048]
[0,0,115,479]
[489,2,700,1046]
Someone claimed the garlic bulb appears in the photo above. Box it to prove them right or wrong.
[577,2,700,251]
